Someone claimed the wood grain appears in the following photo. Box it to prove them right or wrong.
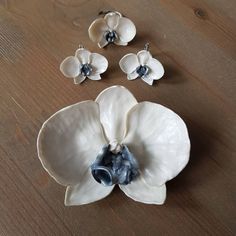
[0,0,235,235]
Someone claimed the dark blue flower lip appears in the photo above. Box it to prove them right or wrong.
[136,65,149,77]
[91,144,139,186]
[80,63,93,76]
[91,166,113,186]
[104,30,118,43]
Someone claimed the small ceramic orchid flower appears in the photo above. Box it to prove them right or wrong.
[37,86,190,206]
[60,47,108,84]
[119,45,164,85]
[88,11,136,48]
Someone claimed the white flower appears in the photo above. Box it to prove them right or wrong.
[60,48,108,84]
[88,11,136,48]
[119,50,164,85]
[37,86,190,206]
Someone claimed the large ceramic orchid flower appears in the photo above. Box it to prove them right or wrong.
[37,86,190,206]
[88,11,136,48]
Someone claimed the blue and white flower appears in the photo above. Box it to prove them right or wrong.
[88,11,136,48]
[119,49,164,85]
[37,86,190,206]
[60,47,108,84]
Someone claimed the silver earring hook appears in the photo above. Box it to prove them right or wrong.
[98,11,123,17]
[98,10,112,16]
[144,43,150,51]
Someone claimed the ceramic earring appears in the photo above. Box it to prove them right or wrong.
[88,11,136,48]
[119,43,164,86]
[60,46,108,84]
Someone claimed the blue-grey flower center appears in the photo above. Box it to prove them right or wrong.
[105,30,118,43]
[136,65,149,77]
[91,144,139,186]
[80,63,92,76]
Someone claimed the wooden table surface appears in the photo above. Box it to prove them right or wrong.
[0,0,236,235]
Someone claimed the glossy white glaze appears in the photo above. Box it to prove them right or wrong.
[88,12,136,48]
[65,170,114,206]
[60,48,108,84]
[37,86,190,205]
[123,102,191,186]
[119,50,164,85]
[95,86,137,143]
[120,176,166,205]
[37,101,107,186]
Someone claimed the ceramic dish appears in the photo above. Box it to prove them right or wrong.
[37,86,190,206]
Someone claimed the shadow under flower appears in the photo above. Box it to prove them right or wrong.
[167,120,215,196]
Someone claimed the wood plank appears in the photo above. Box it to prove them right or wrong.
[0,0,235,235]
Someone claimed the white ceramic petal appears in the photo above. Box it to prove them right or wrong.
[96,86,137,143]
[90,53,108,74]
[88,18,109,43]
[88,74,101,80]
[114,39,128,46]
[75,48,91,64]
[123,102,190,186]
[119,53,139,74]
[104,12,121,29]
[128,71,139,80]
[60,56,81,78]
[137,50,152,65]
[147,58,165,80]
[115,17,136,43]
[37,101,107,186]
[65,169,114,206]
[141,75,154,85]
[98,37,109,48]
[73,74,86,84]
[120,176,166,204]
